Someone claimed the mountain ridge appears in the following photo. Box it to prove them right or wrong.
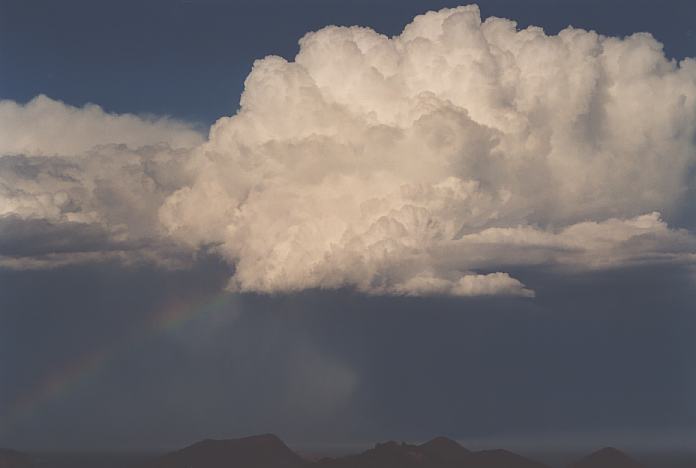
[141,434,647,468]
[569,446,646,468]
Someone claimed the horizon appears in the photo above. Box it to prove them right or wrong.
[7,426,696,453]
[12,433,696,468]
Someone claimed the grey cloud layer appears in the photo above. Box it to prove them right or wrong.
[2,5,696,296]
[0,146,197,269]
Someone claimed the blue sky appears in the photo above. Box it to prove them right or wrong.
[2,0,695,124]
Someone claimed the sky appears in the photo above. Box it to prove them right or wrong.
[1,0,696,453]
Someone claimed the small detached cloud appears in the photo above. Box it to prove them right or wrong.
[388,272,535,298]
[2,5,696,297]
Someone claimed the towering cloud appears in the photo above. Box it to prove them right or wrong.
[1,5,695,296]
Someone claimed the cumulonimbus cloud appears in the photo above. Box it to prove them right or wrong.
[1,5,696,297]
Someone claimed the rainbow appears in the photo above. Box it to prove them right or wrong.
[5,292,234,429]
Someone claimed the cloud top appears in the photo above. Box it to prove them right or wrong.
[2,5,696,297]
[0,95,204,156]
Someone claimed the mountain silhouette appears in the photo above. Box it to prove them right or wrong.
[418,436,472,464]
[142,434,649,468]
[467,449,549,468]
[0,449,33,468]
[570,447,645,468]
[144,434,305,468]
[314,438,549,468]
[313,440,436,468]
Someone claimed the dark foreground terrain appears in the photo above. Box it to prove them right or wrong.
[4,434,695,468]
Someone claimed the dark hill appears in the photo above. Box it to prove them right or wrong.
[313,438,548,468]
[144,434,305,468]
[468,449,549,468]
[418,437,472,464]
[570,447,645,468]
[142,434,647,468]
[313,441,436,468]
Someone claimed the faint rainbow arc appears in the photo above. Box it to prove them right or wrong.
[6,292,233,426]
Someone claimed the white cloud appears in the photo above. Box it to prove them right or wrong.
[0,95,203,156]
[0,97,204,269]
[0,146,196,269]
[2,5,696,297]
[387,272,534,298]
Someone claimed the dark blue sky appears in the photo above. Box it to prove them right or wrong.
[2,0,695,124]
[2,260,695,451]
[1,0,695,454]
